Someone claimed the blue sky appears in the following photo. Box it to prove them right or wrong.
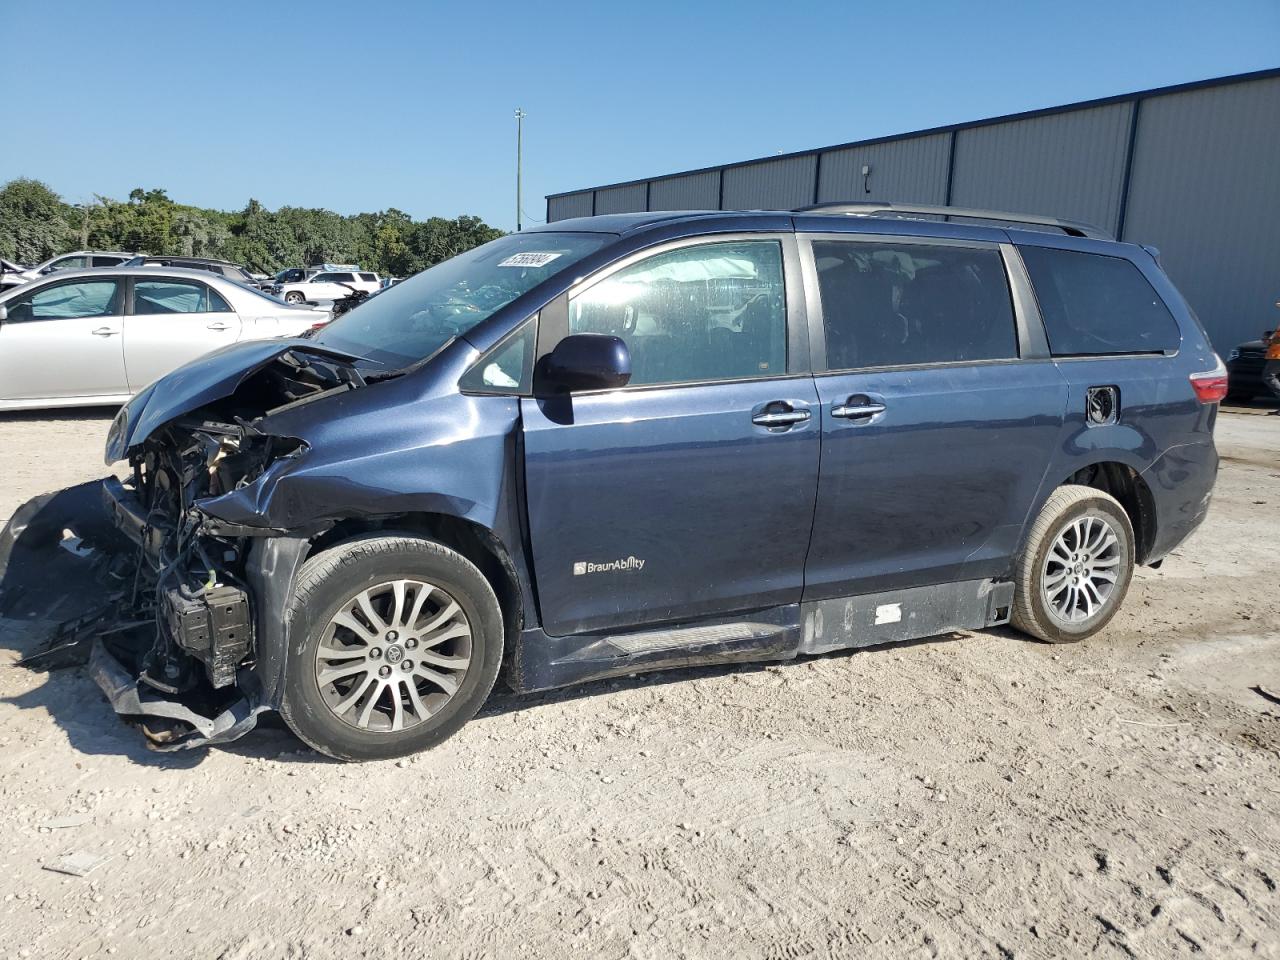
[2,0,1277,231]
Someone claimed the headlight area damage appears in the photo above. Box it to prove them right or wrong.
[6,346,370,750]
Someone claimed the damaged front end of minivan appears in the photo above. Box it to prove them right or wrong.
[9,342,377,749]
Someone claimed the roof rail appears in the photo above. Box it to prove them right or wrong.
[793,201,1113,240]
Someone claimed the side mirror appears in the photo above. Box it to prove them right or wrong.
[539,334,631,393]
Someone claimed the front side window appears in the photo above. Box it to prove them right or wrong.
[460,318,536,394]
[1018,246,1180,356]
[46,255,87,273]
[359,273,377,282]
[7,279,120,322]
[568,240,786,387]
[813,240,1017,370]
[133,279,224,314]
[92,255,125,267]
[314,231,609,367]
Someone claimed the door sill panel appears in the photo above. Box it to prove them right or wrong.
[801,578,1013,655]
[510,578,1015,693]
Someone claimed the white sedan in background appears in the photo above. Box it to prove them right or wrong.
[0,267,326,411]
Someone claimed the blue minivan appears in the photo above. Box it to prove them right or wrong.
[88,203,1222,759]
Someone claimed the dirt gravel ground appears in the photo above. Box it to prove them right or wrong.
[1,404,1278,960]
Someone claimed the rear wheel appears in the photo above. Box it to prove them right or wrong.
[1011,485,1135,644]
[280,534,503,761]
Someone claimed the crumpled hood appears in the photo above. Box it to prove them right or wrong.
[106,338,364,461]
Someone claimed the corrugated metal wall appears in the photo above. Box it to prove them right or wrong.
[1122,75,1280,351]
[594,183,648,215]
[546,192,593,221]
[544,71,1280,351]
[817,133,950,205]
[650,171,720,210]
[721,155,817,210]
[950,103,1134,236]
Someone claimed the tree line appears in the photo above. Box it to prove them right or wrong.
[0,178,506,278]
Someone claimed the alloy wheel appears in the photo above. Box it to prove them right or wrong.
[1040,515,1122,623]
[314,579,473,733]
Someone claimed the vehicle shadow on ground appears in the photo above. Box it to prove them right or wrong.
[2,598,977,768]
[1223,396,1280,415]
[476,632,970,721]
[0,406,118,424]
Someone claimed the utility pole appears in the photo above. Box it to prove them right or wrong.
[514,107,526,232]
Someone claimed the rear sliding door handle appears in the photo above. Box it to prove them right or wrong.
[832,400,886,419]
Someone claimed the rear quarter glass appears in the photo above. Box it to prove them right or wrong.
[1018,245,1181,356]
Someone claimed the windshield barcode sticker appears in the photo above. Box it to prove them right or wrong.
[498,252,563,268]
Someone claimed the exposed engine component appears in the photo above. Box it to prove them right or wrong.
[163,584,252,688]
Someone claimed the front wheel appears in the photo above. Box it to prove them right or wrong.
[1011,485,1135,644]
[280,534,504,761]
[285,291,305,304]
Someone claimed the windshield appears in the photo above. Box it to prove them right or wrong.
[313,231,610,366]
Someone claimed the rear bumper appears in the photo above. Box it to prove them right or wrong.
[1142,439,1218,563]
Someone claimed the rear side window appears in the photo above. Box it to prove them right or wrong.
[1019,246,1180,356]
[92,255,124,267]
[812,240,1017,370]
[359,273,377,282]
[568,240,787,387]
[133,278,227,314]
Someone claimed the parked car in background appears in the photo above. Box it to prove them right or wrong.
[0,250,136,289]
[272,269,381,304]
[88,203,1222,759]
[0,266,324,411]
[123,255,258,287]
[259,267,314,291]
[0,257,30,290]
[1226,332,1274,401]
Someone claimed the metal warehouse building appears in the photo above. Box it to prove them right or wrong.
[546,68,1280,353]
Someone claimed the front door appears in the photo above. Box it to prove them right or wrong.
[0,276,128,401]
[123,277,242,390]
[800,235,1068,600]
[521,237,820,637]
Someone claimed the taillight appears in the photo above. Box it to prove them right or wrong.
[1189,356,1229,404]
[1267,337,1280,361]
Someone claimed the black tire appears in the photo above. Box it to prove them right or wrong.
[285,292,305,304]
[280,534,503,761]
[1011,485,1135,644]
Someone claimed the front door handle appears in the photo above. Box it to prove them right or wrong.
[752,404,811,428]
[206,322,232,331]
[90,327,119,337]
[832,398,886,420]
